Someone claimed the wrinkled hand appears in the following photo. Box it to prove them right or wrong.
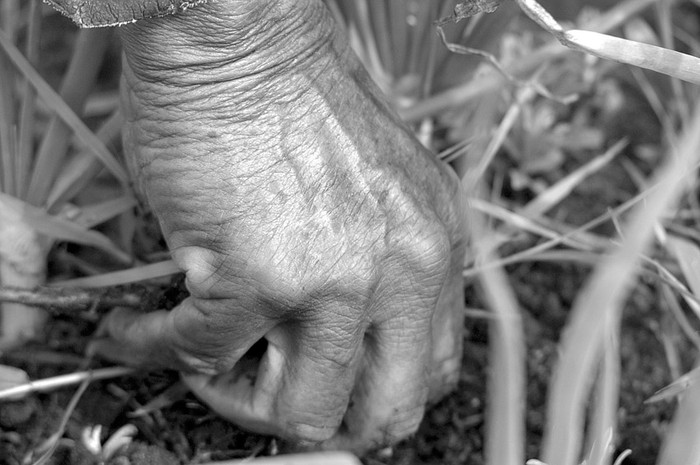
[95,0,466,452]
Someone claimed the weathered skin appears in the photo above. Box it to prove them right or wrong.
[88,0,467,452]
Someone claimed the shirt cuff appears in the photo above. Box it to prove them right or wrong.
[43,0,208,27]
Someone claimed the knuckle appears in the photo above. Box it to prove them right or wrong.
[173,246,249,300]
[256,252,375,314]
[395,217,452,278]
[172,246,221,294]
[256,266,309,307]
[413,216,451,259]
[164,299,249,375]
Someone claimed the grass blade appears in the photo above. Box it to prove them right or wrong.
[646,366,700,405]
[522,139,627,218]
[563,30,700,86]
[50,260,180,288]
[657,360,700,465]
[466,84,536,186]
[585,328,619,465]
[366,0,394,77]
[387,0,408,78]
[469,189,525,465]
[0,29,128,189]
[403,0,661,122]
[654,0,689,121]
[0,28,15,195]
[541,101,700,465]
[516,0,700,85]
[26,28,112,206]
[0,366,135,401]
[16,0,42,200]
[667,235,700,299]
[0,193,130,264]
[47,109,123,210]
[69,195,137,229]
[469,198,603,251]
[482,264,525,465]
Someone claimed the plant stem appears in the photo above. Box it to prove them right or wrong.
[0,286,142,313]
[0,366,137,401]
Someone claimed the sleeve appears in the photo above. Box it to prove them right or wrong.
[42,0,208,28]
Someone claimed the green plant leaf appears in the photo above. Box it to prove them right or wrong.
[47,110,123,210]
[0,193,130,263]
[667,235,700,299]
[657,360,700,465]
[0,52,15,196]
[403,0,662,122]
[522,139,627,218]
[68,196,137,229]
[15,0,42,200]
[541,94,700,465]
[26,28,112,206]
[50,260,180,288]
[563,30,700,86]
[0,29,128,190]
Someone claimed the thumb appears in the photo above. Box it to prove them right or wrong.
[88,307,175,368]
[89,297,270,376]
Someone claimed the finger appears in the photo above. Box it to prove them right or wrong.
[90,298,271,374]
[183,338,284,437]
[269,320,365,445]
[427,168,467,402]
[184,312,366,444]
[88,307,174,367]
[326,311,433,452]
[428,244,466,402]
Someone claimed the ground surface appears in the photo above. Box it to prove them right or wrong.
[0,256,679,465]
[0,2,696,464]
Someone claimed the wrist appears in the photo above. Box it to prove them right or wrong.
[118,0,335,86]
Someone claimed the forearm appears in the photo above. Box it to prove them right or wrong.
[116,0,370,214]
[117,0,346,161]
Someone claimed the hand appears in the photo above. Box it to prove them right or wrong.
[94,0,466,452]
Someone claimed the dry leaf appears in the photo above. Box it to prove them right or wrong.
[455,0,501,19]
[438,0,500,25]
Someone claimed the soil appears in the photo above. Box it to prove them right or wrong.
[0,260,682,465]
[0,2,695,465]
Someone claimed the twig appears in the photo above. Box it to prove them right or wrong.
[0,286,143,313]
[436,27,578,105]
